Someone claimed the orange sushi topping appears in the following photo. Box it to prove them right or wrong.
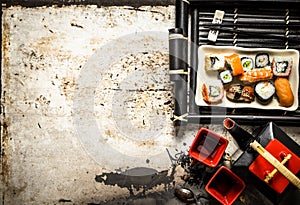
[239,67,273,83]
[225,53,244,76]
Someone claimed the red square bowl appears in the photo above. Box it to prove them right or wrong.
[205,166,246,205]
[188,128,229,167]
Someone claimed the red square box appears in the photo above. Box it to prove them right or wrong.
[248,139,300,194]
[188,128,229,167]
[206,166,246,205]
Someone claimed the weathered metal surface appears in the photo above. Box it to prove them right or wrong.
[1,4,300,205]
[3,0,175,7]
[1,5,180,204]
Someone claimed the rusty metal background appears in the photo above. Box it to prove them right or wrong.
[2,0,175,7]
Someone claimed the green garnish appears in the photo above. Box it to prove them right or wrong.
[223,74,230,80]
[243,61,251,68]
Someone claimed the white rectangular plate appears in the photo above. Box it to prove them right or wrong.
[195,45,299,111]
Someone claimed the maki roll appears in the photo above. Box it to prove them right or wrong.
[219,70,233,84]
[205,54,225,71]
[202,80,224,104]
[225,53,244,76]
[254,81,275,105]
[241,57,254,72]
[272,56,293,77]
[255,53,270,68]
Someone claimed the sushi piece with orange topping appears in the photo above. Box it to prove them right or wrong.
[225,53,244,76]
[239,67,273,84]
[274,77,294,107]
[202,80,224,104]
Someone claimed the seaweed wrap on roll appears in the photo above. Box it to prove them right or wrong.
[255,53,270,68]
[241,57,254,72]
[254,81,275,105]
[272,56,293,77]
[219,70,233,84]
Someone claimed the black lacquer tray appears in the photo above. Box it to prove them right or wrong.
[232,122,300,205]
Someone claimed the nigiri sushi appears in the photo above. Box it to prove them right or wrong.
[239,67,273,84]
[274,77,294,107]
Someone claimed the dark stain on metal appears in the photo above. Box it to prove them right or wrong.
[70,22,83,29]
[1,120,11,185]
[92,151,213,205]
[163,100,172,105]
[61,77,77,99]
[87,190,176,205]
[58,198,72,203]
[124,7,168,16]
[1,15,11,203]
[95,167,175,196]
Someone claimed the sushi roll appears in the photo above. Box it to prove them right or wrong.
[225,53,244,76]
[241,57,254,72]
[219,70,233,84]
[272,56,293,77]
[255,53,270,68]
[201,80,224,104]
[205,55,225,71]
[226,84,255,103]
[254,81,275,105]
